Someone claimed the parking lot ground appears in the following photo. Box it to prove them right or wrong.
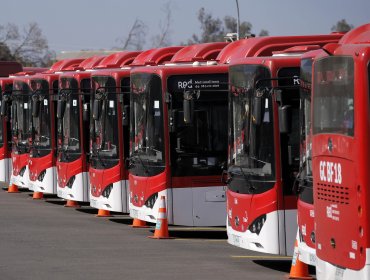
[0,189,315,280]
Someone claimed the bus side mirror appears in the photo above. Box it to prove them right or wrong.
[183,99,194,125]
[169,109,177,133]
[122,105,129,126]
[32,99,40,118]
[83,103,89,122]
[279,105,292,134]
[57,100,66,119]
[93,99,102,120]
[0,99,7,117]
[252,97,262,126]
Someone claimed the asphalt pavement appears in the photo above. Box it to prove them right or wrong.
[0,188,308,280]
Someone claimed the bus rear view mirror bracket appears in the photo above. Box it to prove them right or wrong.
[122,105,129,126]
[32,97,41,118]
[57,99,66,119]
[279,105,292,134]
[83,102,89,122]
[0,96,9,117]
[93,99,102,121]
[183,90,199,125]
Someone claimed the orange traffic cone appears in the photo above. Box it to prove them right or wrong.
[148,196,173,239]
[96,209,111,217]
[288,233,313,279]
[131,218,149,228]
[7,184,20,193]
[64,200,80,208]
[32,191,44,199]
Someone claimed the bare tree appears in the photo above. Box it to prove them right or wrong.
[151,2,173,48]
[116,19,147,50]
[0,22,55,66]
[259,29,269,37]
[331,19,354,32]
[186,8,268,44]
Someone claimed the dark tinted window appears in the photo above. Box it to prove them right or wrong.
[313,56,354,136]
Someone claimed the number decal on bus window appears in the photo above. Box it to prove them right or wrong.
[319,161,342,184]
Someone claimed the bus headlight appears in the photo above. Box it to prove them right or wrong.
[310,231,316,244]
[248,214,266,235]
[102,184,113,198]
[66,176,75,189]
[144,193,158,209]
[38,170,46,182]
[19,166,26,176]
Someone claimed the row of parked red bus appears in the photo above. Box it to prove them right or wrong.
[1,23,369,279]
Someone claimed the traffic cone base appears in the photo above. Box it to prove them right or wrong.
[131,218,150,228]
[64,200,80,208]
[148,196,174,239]
[32,191,44,199]
[96,209,112,217]
[287,235,313,279]
[7,184,20,193]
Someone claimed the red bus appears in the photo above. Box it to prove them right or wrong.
[56,56,106,203]
[8,72,38,190]
[26,59,84,194]
[89,47,182,214]
[312,23,370,279]
[296,40,344,265]
[129,42,231,226]
[0,78,17,185]
[226,34,345,255]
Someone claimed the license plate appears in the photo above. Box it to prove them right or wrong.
[130,209,138,218]
[90,199,98,208]
[231,234,241,246]
[309,253,317,265]
[57,190,64,198]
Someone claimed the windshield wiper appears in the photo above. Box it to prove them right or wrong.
[249,156,270,166]
[229,166,257,193]
[131,148,150,175]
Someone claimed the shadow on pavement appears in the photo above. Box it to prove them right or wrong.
[164,229,227,239]
[253,259,316,275]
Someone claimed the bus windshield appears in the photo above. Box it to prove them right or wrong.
[12,81,32,154]
[298,58,313,203]
[58,78,81,162]
[313,56,354,136]
[130,73,164,177]
[32,79,51,158]
[91,76,119,169]
[228,65,275,186]
[167,73,228,177]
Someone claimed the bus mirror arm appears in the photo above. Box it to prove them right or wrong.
[57,99,66,119]
[83,103,89,122]
[252,96,262,126]
[92,99,102,120]
[32,98,41,118]
[279,105,292,134]
[0,97,8,117]
[221,170,232,184]
[122,105,129,126]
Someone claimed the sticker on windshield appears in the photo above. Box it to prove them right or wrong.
[154,100,159,109]
[73,100,77,106]
[24,103,28,109]
[109,100,114,108]
[44,99,48,106]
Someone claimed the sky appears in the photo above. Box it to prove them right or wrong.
[1,0,369,53]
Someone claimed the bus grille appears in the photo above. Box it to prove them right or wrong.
[316,183,350,204]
